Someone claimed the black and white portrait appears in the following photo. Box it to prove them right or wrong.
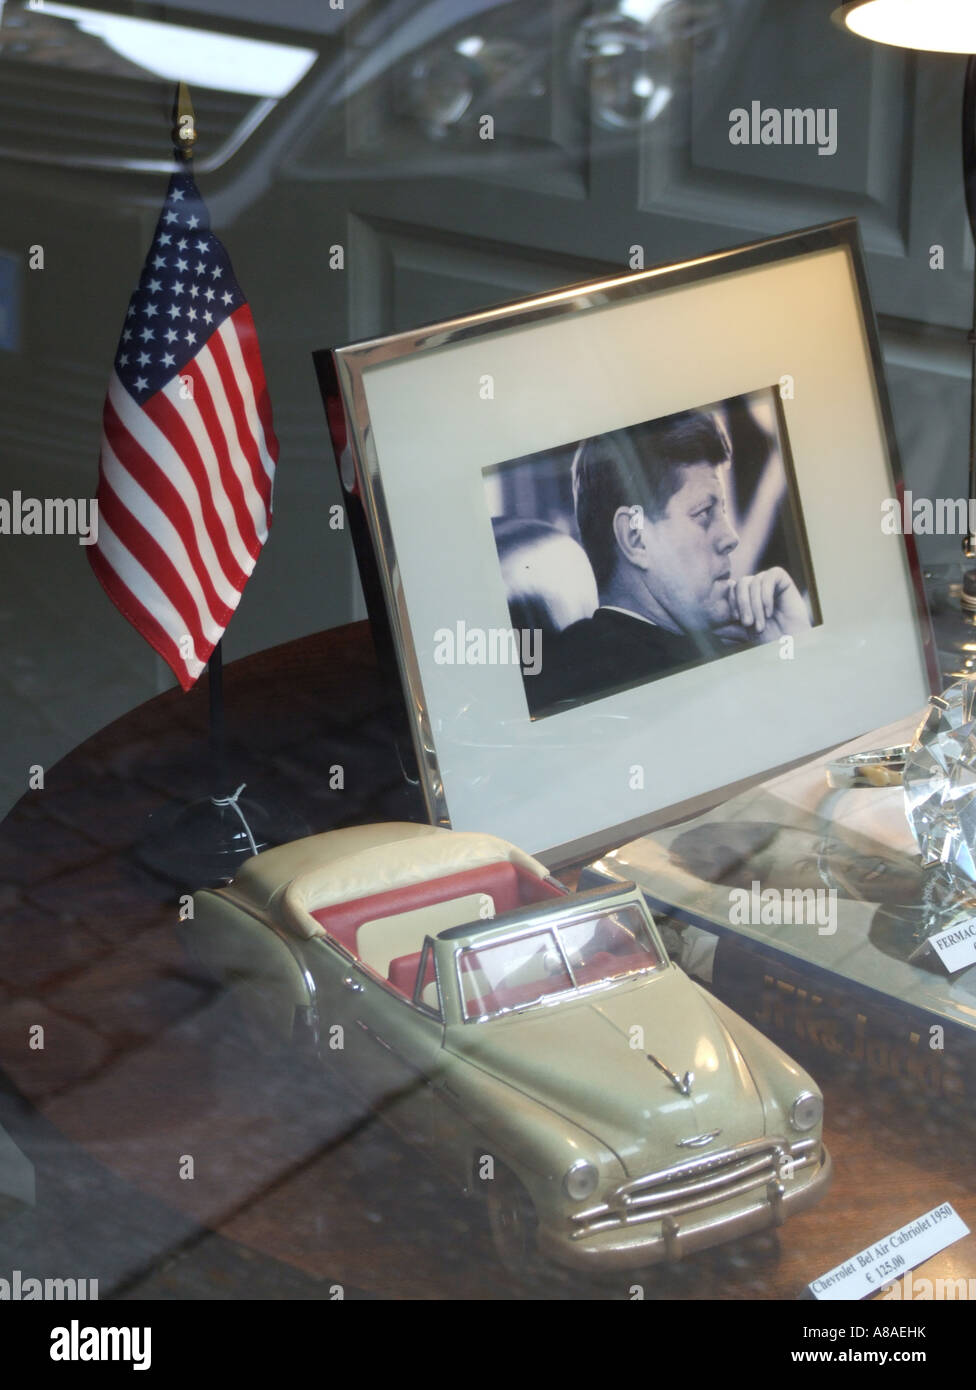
[484,386,822,717]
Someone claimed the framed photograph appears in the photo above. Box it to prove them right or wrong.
[482,383,823,719]
[317,219,936,863]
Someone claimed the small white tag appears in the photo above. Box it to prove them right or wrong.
[928,917,976,974]
[810,1203,970,1300]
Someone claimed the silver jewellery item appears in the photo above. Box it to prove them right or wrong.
[825,746,908,789]
[903,679,976,885]
[824,675,976,887]
[816,680,976,958]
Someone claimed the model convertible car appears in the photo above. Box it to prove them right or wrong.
[192,822,831,1271]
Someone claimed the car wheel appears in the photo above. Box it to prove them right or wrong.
[485,1168,540,1277]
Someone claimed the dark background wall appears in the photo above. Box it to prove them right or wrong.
[0,0,969,817]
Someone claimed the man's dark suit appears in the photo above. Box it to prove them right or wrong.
[526,606,722,717]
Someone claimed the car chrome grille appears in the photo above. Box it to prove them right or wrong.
[570,1137,820,1239]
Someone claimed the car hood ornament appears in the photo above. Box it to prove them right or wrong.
[646,1051,694,1096]
[677,1129,722,1149]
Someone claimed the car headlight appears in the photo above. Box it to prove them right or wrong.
[563,1160,600,1201]
[789,1091,823,1132]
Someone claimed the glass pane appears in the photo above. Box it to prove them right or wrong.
[458,928,571,1018]
[559,906,663,985]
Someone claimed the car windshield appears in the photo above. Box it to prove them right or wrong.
[457,905,662,1021]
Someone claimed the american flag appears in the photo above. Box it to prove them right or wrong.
[89,169,278,690]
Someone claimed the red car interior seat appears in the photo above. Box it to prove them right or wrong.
[273,827,565,988]
[387,949,438,1003]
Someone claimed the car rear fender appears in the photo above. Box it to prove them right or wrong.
[188,888,318,1050]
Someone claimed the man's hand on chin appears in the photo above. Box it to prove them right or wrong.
[713,567,812,644]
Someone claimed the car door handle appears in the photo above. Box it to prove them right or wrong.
[343,977,364,993]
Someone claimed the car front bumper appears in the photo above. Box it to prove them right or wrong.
[538,1142,833,1272]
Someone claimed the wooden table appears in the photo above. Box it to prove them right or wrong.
[1,622,974,1301]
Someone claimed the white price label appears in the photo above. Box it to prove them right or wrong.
[928,917,976,974]
[809,1203,970,1301]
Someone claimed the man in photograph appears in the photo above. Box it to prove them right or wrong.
[532,409,811,711]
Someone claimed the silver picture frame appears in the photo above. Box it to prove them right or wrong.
[316,219,936,865]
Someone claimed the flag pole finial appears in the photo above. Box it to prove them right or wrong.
[172,81,197,161]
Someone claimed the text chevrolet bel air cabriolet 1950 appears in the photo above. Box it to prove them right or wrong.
[191,821,831,1272]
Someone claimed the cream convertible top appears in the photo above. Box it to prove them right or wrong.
[227,821,551,942]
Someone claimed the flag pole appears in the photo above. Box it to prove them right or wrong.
[208,640,226,780]
[132,87,307,885]
[172,80,197,162]
[170,82,226,783]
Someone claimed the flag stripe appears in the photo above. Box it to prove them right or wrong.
[109,372,248,593]
[184,351,264,557]
[90,516,207,690]
[148,383,256,580]
[95,479,212,664]
[207,325,272,526]
[102,389,237,618]
[98,433,228,641]
[222,309,277,486]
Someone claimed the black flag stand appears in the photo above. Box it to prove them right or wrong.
[136,87,308,887]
